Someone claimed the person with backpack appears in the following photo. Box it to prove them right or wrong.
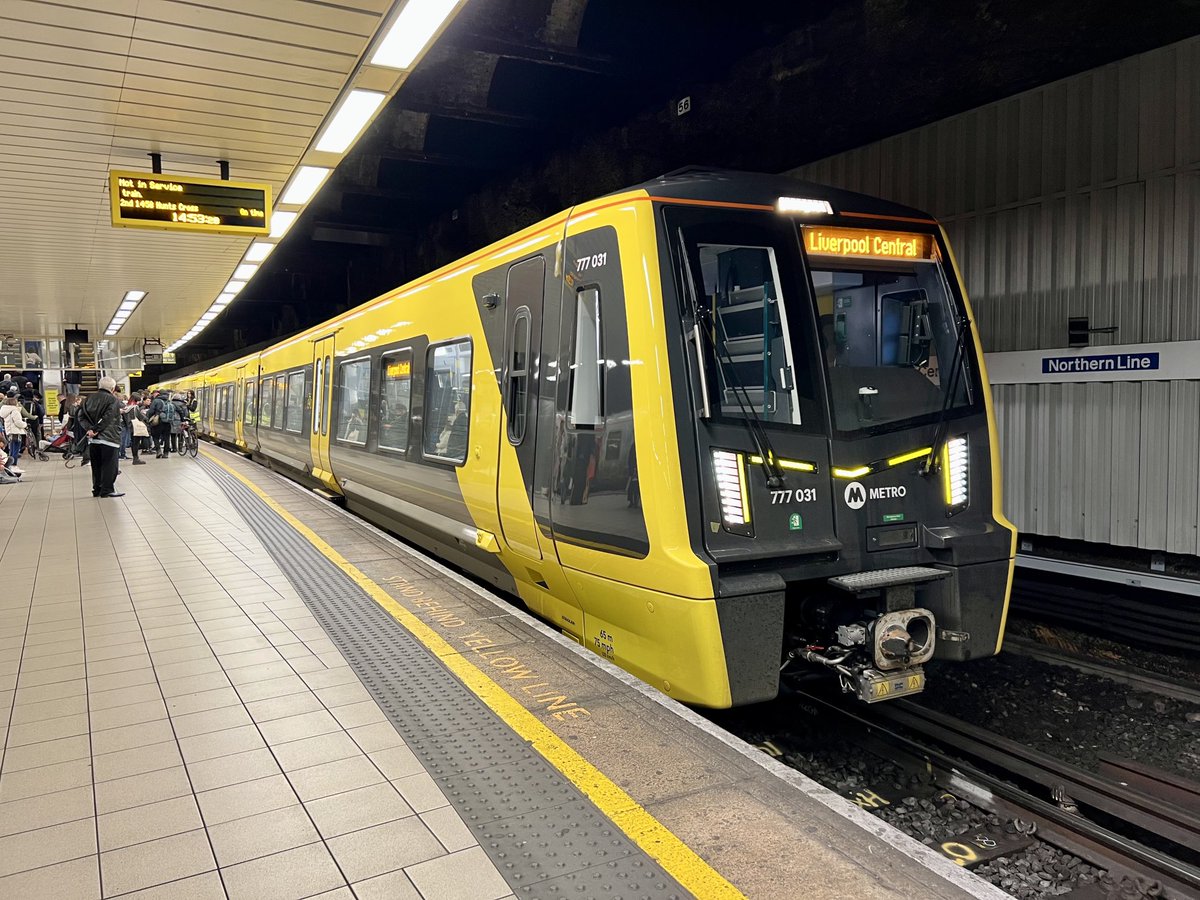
[149,390,175,458]
[19,390,42,460]
[169,393,189,454]
[123,392,149,465]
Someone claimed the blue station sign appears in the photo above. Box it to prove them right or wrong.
[1041,352,1160,375]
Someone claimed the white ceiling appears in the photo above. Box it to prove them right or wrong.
[0,0,393,344]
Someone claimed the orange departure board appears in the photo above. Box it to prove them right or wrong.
[109,169,270,236]
[802,226,933,261]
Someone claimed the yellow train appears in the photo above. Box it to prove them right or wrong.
[158,169,1016,708]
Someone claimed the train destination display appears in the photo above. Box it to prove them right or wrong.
[109,170,271,235]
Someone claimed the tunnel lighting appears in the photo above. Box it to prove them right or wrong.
[371,0,461,69]
[269,211,298,239]
[224,280,247,296]
[245,242,275,262]
[777,197,833,215]
[712,450,751,528]
[233,264,258,281]
[943,436,969,510]
[212,293,235,309]
[316,89,386,153]
[280,166,330,206]
[123,290,146,302]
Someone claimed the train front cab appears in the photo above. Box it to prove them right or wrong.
[659,188,1017,706]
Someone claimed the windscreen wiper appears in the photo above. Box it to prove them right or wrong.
[922,316,972,476]
[676,229,785,488]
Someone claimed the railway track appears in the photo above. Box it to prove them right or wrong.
[1002,635,1200,706]
[791,688,1200,900]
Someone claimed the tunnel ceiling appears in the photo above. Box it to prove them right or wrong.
[164,0,1200,375]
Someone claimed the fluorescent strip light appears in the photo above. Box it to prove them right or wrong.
[316,89,386,153]
[269,211,297,239]
[118,300,138,312]
[280,166,330,206]
[233,264,258,281]
[245,242,275,262]
[214,292,235,306]
[105,329,117,336]
[225,281,247,295]
[123,290,146,302]
[372,0,459,69]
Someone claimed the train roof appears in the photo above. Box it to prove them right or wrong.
[623,167,935,223]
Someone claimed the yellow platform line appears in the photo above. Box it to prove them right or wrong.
[202,448,743,900]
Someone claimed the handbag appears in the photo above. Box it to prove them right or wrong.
[148,413,161,426]
[132,418,150,438]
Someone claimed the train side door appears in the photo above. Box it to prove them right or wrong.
[497,257,545,560]
[310,336,335,486]
[234,366,246,447]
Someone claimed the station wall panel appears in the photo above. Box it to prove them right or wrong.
[794,36,1200,557]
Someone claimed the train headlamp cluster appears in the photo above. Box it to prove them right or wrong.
[943,436,969,512]
[712,450,752,533]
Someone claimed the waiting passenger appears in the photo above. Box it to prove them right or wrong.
[0,396,27,472]
[79,376,123,498]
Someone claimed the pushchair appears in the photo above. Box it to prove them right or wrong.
[41,429,71,458]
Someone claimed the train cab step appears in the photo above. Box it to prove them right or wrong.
[829,566,948,592]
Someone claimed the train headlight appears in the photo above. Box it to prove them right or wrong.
[943,436,969,513]
[712,450,753,535]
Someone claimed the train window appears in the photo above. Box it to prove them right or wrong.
[379,351,412,453]
[260,378,274,430]
[422,341,472,464]
[809,258,970,433]
[506,310,531,444]
[273,374,286,428]
[285,371,305,433]
[312,359,323,435]
[335,358,371,445]
[568,288,603,428]
[244,379,257,427]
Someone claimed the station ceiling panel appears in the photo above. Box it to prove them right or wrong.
[0,0,391,341]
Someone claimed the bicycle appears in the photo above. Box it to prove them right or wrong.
[181,421,199,458]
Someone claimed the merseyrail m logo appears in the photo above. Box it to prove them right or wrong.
[844,481,866,510]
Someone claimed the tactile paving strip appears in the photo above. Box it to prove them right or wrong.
[199,457,690,900]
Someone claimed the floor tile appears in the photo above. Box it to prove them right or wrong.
[0,785,94,838]
[244,691,323,723]
[350,869,422,900]
[207,803,320,866]
[0,855,99,900]
[186,747,281,793]
[305,782,413,839]
[94,740,183,783]
[164,686,241,717]
[95,766,194,816]
[0,817,97,878]
[113,869,225,899]
[98,795,203,851]
[5,711,90,747]
[100,828,215,897]
[390,773,450,813]
[221,842,345,900]
[1,733,91,772]
[405,846,511,900]
[421,805,476,853]
[177,724,265,764]
[257,709,341,745]
[171,703,253,738]
[0,757,93,803]
[272,731,360,772]
[287,755,385,802]
[326,816,443,883]
[91,717,175,755]
[90,697,168,731]
[196,773,299,826]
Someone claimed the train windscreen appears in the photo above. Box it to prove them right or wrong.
[802,226,970,434]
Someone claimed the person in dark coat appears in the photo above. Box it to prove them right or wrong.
[79,376,124,497]
[149,390,173,458]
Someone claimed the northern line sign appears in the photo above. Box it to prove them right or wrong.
[109,169,271,236]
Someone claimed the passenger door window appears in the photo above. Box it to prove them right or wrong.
[568,288,603,427]
[285,372,305,433]
[336,358,371,445]
[506,310,531,444]
[379,351,412,453]
[423,341,472,464]
[273,375,286,428]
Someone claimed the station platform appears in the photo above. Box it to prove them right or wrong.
[0,448,1009,900]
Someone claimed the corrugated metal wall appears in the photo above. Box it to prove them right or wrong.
[791,37,1200,554]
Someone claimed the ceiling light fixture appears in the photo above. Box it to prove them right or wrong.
[316,89,386,153]
[224,280,247,295]
[233,264,258,281]
[280,166,330,206]
[105,289,146,336]
[245,242,275,262]
[371,0,461,69]
[269,211,298,239]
